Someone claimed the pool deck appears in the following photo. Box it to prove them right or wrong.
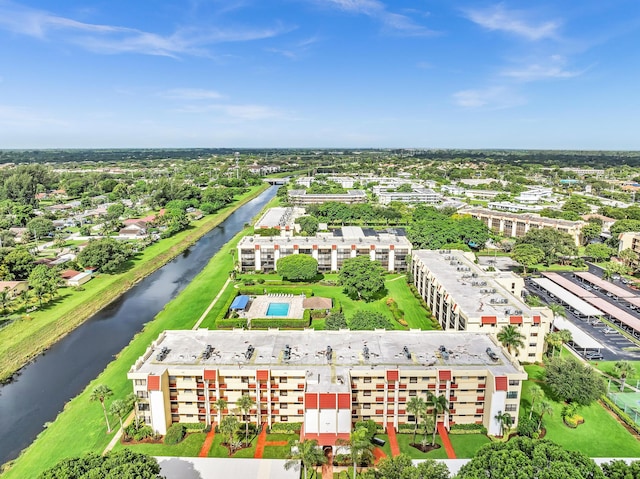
[245,294,305,320]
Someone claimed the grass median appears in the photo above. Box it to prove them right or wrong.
[0,184,267,383]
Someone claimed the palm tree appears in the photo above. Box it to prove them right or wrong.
[544,332,562,357]
[548,302,566,329]
[536,400,553,430]
[109,399,128,431]
[90,384,113,433]
[497,325,526,357]
[219,415,239,455]
[237,394,255,446]
[0,288,10,314]
[338,427,375,479]
[125,393,139,426]
[284,439,326,479]
[529,384,544,420]
[614,360,636,392]
[426,392,449,446]
[214,398,227,425]
[406,396,427,445]
[494,411,513,437]
[557,329,572,351]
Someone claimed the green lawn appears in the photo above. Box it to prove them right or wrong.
[262,433,295,459]
[1,186,272,479]
[113,432,206,457]
[209,273,433,331]
[521,365,640,457]
[448,434,491,458]
[207,434,258,458]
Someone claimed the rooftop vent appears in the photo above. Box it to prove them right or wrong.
[363,345,370,360]
[156,346,169,362]
[326,345,333,361]
[202,344,213,360]
[283,344,291,361]
[486,347,499,361]
[245,344,255,360]
[403,345,411,359]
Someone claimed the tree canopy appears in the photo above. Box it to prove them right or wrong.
[277,254,318,281]
[516,228,578,265]
[456,437,604,479]
[407,206,490,249]
[77,237,132,273]
[339,256,386,301]
[544,357,607,406]
[38,449,162,479]
[511,244,545,274]
[349,310,393,330]
[362,454,449,479]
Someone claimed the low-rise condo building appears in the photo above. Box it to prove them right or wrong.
[287,189,367,205]
[237,227,411,273]
[411,249,552,362]
[128,329,526,443]
[461,207,584,246]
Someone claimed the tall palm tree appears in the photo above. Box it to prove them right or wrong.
[614,360,636,392]
[90,384,113,433]
[125,393,140,427]
[494,411,513,437]
[109,399,128,431]
[496,325,526,357]
[529,384,544,420]
[406,396,427,445]
[544,332,562,357]
[237,394,255,446]
[548,302,566,329]
[214,398,227,425]
[426,392,449,446]
[284,439,326,479]
[557,329,572,352]
[536,400,553,431]
[338,427,375,479]
[220,415,239,454]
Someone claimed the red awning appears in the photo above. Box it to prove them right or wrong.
[337,394,350,409]
[533,315,541,324]
[481,316,497,325]
[495,376,508,391]
[256,370,269,381]
[305,393,318,409]
[319,393,336,409]
[203,369,217,381]
[509,316,523,324]
[438,370,452,381]
[386,370,399,382]
[147,375,161,391]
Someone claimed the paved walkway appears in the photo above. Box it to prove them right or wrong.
[198,423,217,458]
[254,426,268,459]
[373,447,387,464]
[321,461,333,479]
[102,411,135,455]
[437,423,457,459]
[192,278,231,329]
[386,423,401,457]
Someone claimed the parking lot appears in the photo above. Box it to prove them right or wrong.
[525,267,640,361]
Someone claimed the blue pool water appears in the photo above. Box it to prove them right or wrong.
[266,303,290,316]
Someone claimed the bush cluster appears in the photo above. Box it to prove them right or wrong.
[216,318,248,329]
[269,422,302,434]
[250,317,310,329]
[450,423,488,435]
[164,424,186,445]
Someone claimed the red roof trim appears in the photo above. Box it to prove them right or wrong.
[386,370,399,382]
[256,370,269,381]
[305,393,318,409]
[438,370,452,381]
[203,369,217,381]
[147,375,161,391]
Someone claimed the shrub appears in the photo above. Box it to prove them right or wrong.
[269,422,302,434]
[184,423,208,432]
[238,286,313,296]
[449,423,487,435]
[164,424,186,445]
[330,299,342,314]
[250,317,309,329]
[601,397,640,435]
[516,416,538,438]
[355,420,379,440]
[124,423,154,441]
[216,318,248,329]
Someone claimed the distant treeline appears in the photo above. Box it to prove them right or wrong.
[1,148,640,167]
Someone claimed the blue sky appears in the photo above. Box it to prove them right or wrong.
[0,0,639,149]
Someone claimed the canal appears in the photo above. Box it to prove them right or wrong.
[0,186,277,465]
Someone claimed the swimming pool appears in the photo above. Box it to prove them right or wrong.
[266,302,290,316]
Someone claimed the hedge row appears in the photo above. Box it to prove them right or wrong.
[397,423,432,434]
[331,299,342,314]
[217,318,248,329]
[269,422,302,434]
[450,423,487,435]
[250,317,310,329]
[238,286,314,296]
[601,397,640,435]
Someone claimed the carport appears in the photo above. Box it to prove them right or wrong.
[531,278,602,319]
[541,272,597,298]
[584,297,640,338]
[574,272,637,300]
[553,315,604,353]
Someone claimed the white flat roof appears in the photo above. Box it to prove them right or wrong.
[531,278,602,317]
[156,457,299,479]
[552,316,604,350]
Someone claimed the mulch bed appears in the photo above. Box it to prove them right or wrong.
[410,443,441,453]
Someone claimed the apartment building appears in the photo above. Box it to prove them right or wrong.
[287,189,367,205]
[487,202,543,213]
[374,187,442,205]
[237,227,412,273]
[128,329,526,443]
[618,232,640,254]
[461,207,584,246]
[411,250,552,362]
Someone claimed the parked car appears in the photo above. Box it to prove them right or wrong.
[584,352,603,360]
[603,327,616,334]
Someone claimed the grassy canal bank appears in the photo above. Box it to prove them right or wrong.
[0,183,268,384]
[0,186,275,478]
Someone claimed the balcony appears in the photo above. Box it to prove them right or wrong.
[376,384,385,390]
[476,408,484,414]
[375,409,384,414]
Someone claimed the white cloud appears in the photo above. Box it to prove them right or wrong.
[464,4,560,41]
[322,0,434,36]
[501,55,586,81]
[161,88,223,100]
[0,1,288,57]
[452,86,525,109]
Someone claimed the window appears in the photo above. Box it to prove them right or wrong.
[138,403,150,411]
[363,416,371,421]
[363,391,371,397]
[511,283,515,290]
[241,377,249,384]
[505,404,517,412]
[508,380,519,386]
[134,379,146,386]
[528,353,536,357]
[529,343,537,347]
[364,377,372,383]
[281,416,288,422]
[408,415,415,422]
[363,404,371,409]
[280,391,288,397]
[281,403,288,409]
[137,391,148,398]
[409,377,418,383]
[409,391,417,396]
[506,391,518,399]
[186,402,193,405]
[279,377,287,384]
[531,332,538,337]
